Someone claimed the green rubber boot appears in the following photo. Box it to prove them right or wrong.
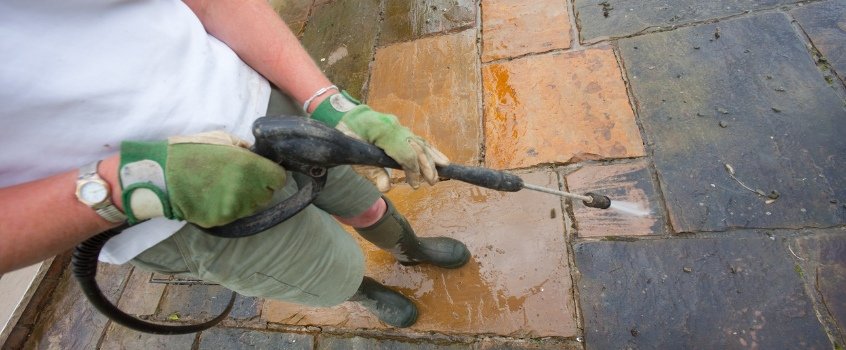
[355,197,470,269]
[348,277,418,328]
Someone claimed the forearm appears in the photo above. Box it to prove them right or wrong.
[183,0,333,113]
[0,156,122,273]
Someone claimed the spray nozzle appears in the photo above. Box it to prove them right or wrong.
[582,192,612,209]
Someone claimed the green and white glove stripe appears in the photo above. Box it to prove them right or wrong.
[310,90,361,127]
[119,140,174,225]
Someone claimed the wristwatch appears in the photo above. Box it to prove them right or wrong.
[75,161,127,223]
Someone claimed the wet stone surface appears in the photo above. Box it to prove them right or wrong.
[482,48,644,170]
[381,0,476,45]
[26,263,131,349]
[481,0,572,62]
[100,323,196,350]
[197,328,313,349]
[791,230,846,343]
[620,13,846,232]
[301,0,381,98]
[573,0,802,43]
[791,0,846,84]
[317,335,472,349]
[154,284,253,322]
[264,171,577,337]
[574,235,830,349]
[368,30,481,166]
[116,269,165,317]
[269,0,314,36]
[564,159,667,237]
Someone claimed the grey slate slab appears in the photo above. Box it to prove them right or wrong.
[380,0,476,46]
[100,323,196,350]
[26,264,132,349]
[791,230,846,343]
[155,284,237,322]
[619,12,846,232]
[574,0,802,43]
[301,0,381,99]
[574,235,830,349]
[317,335,472,350]
[791,0,846,84]
[198,328,313,350]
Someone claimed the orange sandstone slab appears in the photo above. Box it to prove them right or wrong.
[481,0,572,62]
[368,30,482,166]
[264,171,577,337]
[482,48,645,170]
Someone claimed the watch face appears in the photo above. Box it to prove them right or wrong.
[79,181,109,204]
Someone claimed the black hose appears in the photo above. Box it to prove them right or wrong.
[72,227,236,335]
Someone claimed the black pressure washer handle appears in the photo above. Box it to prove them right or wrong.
[251,116,525,192]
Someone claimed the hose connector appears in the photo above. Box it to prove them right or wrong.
[583,192,611,209]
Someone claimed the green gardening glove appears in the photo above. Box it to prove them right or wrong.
[119,131,286,228]
[310,91,449,191]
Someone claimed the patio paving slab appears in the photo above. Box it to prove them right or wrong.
[564,159,667,237]
[270,0,313,35]
[197,327,313,349]
[482,48,644,170]
[619,12,846,232]
[154,284,260,322]
[481,0,571,62]
[574,234,830,349]
[301,0,381,98]
[791,230,846,343]
[26,263,131,349]
[381,0,476,46]
[368,30,482,166]
[264,171,577,337]
[317,335,472,350]
[573,0,802,43]
[791,0,846,83]
[116,270,165,317]
[100,323,195,350]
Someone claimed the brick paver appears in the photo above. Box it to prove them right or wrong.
[482,48,644,170]
[564,159,666,237]
[481,0,571,62]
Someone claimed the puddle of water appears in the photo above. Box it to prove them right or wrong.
[608,200,651,217]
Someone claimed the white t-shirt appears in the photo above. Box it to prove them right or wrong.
[0,0,271,264]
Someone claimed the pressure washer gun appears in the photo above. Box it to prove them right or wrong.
[72,115,612,335]
[204,116,612,237]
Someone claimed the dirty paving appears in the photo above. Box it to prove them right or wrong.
[9,0,846,349]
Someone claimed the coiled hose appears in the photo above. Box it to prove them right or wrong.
[72,227,236,334]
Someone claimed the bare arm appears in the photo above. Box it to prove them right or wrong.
[182,0,334,113]
[0,156,123,273]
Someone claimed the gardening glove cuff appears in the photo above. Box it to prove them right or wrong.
[119,131,287,228]
[310,92,449,191]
